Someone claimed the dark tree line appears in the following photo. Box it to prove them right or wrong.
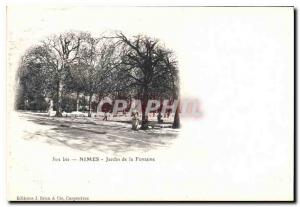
[16,31,180,129]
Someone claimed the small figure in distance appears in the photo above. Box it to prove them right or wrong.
[131,111,139,130]
[157,112,163,123]
[103,112,108,121]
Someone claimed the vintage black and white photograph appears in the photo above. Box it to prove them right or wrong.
[15,30,181,153]
[6,6,294,201]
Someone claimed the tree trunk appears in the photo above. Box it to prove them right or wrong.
[55,80,62,117]
[88,94,92,117]
[76,91,80,112]
[172,103,180,128]
[140,111,148,130]
[140,87,149,130]
[171,69,180,128]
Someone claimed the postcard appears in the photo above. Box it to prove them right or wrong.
[6,6,294,201]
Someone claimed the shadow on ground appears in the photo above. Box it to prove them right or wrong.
[19,112,179,153]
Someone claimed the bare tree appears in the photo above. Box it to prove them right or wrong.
[148,50,180,128]
[42,31,87,116]
[64,63,85,111]
[114,32,179,129]
[164,53,180,128]
[77,34,117,117]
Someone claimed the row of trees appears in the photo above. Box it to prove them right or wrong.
[16,31,180,129]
